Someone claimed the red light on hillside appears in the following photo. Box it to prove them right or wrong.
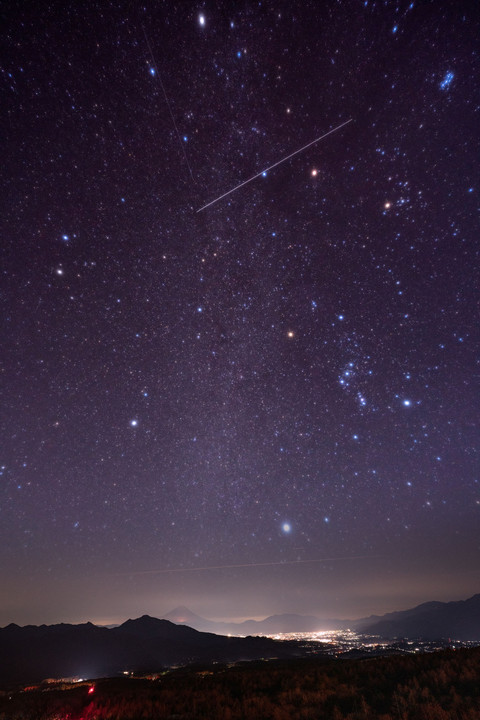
[88,686,95,694]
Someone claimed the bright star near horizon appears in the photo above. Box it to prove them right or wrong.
[282,522,292,533]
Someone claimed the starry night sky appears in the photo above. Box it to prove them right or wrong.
[2,0,479,626]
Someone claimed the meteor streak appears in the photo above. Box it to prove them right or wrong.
[121,553,378,575]
[143,27,195,183]
[197,118,352,212]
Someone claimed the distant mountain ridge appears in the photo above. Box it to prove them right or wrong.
[165,594,480,640]
[358,594,480,640]
[164,606,339,635]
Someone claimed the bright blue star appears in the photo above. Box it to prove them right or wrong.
[149,67,155,76]
[392,25,398,33]
[281,522,292,534]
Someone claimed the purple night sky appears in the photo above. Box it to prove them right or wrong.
[1,0,479,626]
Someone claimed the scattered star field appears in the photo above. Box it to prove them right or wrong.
[1,0,479,625]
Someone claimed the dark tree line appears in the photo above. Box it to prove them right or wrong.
[1,646,480,719]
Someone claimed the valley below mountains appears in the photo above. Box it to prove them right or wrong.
[1,594,479,689]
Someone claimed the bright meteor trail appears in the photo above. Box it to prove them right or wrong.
[197,118,352,212]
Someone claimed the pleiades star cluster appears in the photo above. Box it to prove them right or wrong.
[1,0,478,625]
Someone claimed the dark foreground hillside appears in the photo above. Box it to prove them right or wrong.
[1,647,480,719]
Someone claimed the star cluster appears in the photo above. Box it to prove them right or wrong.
[1,0,479,624]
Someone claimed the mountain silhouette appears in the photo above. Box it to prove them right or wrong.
[357,594,480,640]
[0,616,301,688]
[165,594,480,640]
[164,607,336,635]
